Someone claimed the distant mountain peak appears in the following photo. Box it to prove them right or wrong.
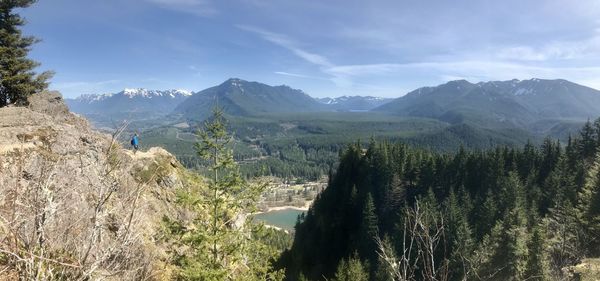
[222,78,246,87]
[75,93,114,103]
[315,95,393,111]
[174,79,325,119]
[225,77,244,83]
[121,88,191,98]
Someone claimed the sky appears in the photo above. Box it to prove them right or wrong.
[21,0,600,98]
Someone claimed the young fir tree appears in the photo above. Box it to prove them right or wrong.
[544,196,582,277]
[475,189,498,240]
[333,253,370,281]
[373,236,395,281]
[577,150,600,256]
[164,108,283,280]
[359,193,379,265]
[0,0,53,107]
[445,188,475,280]
[524,225,550,281]
[479,174,530,281]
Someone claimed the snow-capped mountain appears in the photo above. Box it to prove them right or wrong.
[121,88,192,99]
[66,89,191,124]
[316,95,393,111]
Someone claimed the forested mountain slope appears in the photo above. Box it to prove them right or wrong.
[279,119,600,280]
[374,79,600,128]
[173,78,325,120]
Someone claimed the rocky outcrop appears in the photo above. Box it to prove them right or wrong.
[0,91,191,280]
[565,258,600,281]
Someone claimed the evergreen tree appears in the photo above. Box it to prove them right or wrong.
[475,189,498,240]
[579,120,597,160]
[333,253,369,281]
[524,225,550,281]
[479,211,529,281]
[381,172,405,229]
[359,193,379,264]
[373,236,395,281]
[0,0,53,107]
[445,188,475,280]
[545,197,582,278]
[576,150,600,256]
[164,108,282,280]
[479,174,529,280]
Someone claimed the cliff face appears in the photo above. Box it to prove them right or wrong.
[0,92,189,280]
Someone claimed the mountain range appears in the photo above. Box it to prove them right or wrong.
[67,78,395,123]
[66,88,191,126]
[66,78,600,137]
[374,78,600,128]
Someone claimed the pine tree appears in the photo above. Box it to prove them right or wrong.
[445,188,475,280]
[479,211,529,281]
[373,236,395,281]
[475,189,498,240]
[579,120,597,160]
[524,225,550,281]
[576,150,600,256]
[381,172,405,229]
[333,253,369,281]
[164,108,282,280]
[359,193,379,264]
[0,0,53,107]
[545,197,582,278]
[479,174,529,280]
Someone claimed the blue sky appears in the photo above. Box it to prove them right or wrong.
[22,0,600,98]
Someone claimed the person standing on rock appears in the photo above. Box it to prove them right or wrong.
[131,133,139,154]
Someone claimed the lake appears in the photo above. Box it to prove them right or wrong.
[254,208,305,231]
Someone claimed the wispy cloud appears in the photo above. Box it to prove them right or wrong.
[240,24,600,92]
[237,25,332,67]
[238,25,381,88]
[53,79,121,90]
[495,32,600,62]
[145,0,218,17]
[274,71,324,80]
[52,79,122,98]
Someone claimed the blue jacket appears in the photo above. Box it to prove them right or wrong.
[131,135,139,146]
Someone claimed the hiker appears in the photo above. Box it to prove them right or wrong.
[131,133,139,153]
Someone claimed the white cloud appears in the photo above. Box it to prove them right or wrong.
[496,33,600,62]
[146,0,217,17]
[237,25,332,67]
[274,71,325,80]
[496,47,549,61]
[240,25,600,93]
[52,80,122,98]
[324,64,404,76]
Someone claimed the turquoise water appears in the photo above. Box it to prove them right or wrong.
[254,209,305,231]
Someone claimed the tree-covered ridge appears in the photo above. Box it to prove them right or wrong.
[280,119,600,280]
[374,79,600,128]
